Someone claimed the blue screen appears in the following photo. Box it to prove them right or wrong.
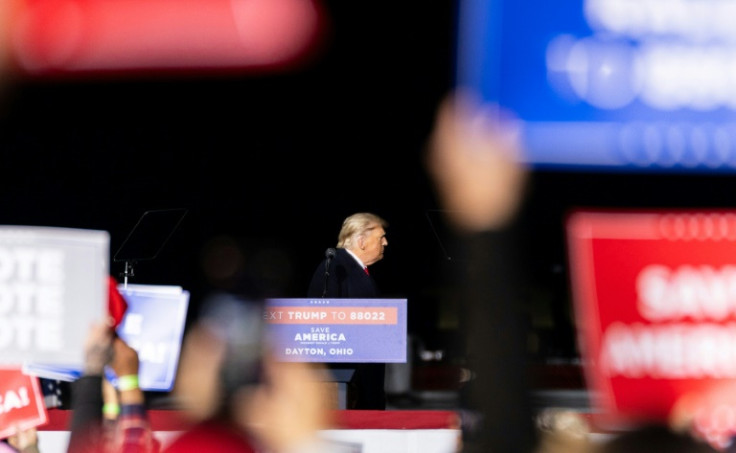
[456,0,736,172]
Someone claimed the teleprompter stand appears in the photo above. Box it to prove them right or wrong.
[113,208,188,287]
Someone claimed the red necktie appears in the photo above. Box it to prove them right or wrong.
[364,267,370,275]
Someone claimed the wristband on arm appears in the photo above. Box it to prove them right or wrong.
[103,403,121,416]
[117,374,139,392]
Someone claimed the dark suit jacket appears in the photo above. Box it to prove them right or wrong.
[307,248,385,410]
[307,248,379,298]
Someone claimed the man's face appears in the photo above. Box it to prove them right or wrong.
[362,225,387,266]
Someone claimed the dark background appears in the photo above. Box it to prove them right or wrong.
[2,0,736,371]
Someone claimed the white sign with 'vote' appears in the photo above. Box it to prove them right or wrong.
[0,226,109,369]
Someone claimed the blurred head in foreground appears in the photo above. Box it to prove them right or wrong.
[173,286,334,452]
[174,291,266,422]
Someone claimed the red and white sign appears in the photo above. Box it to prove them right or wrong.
[0,367,48,439]
[567,210,736,446]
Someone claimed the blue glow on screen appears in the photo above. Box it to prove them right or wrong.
[456,0,736,172]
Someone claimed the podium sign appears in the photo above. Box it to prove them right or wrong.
[567,211,736,431]
[0,367,48,439]
[0,226,109,369]
[265,298,407,363]
[116,285,190,391]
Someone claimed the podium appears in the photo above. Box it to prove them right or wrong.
[264,297,407,410]
[320,368,356,410]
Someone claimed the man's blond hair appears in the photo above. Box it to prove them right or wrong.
[337,212,388,249]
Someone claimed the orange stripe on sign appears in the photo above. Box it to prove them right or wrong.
[265,307,398,325]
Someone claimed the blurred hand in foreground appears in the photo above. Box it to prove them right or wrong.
[7,426,39,453]
[426,90,528,233]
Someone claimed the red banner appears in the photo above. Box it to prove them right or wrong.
[6,0,325,76]
[567,210,736,447]
[0,367,48,439]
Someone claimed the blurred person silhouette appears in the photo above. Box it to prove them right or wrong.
[425,90,536,453]
[165,292,267,452]
[67,320,158,453]
[166,289,339,453]
[425,90,731,453]
[306,212,389,410]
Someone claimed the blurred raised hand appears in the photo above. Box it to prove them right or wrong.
[426,90,528,233]
[7,426,40,453]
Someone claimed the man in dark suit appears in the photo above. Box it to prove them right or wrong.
[307,212,389,410]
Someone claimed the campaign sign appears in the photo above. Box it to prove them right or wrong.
[20,363,81,382]
[264,298,407,363]
[567,210,736,435]
[0,367,48,439]
[0,226,109,369]
[457,0,736,172]
[115,284,190,391]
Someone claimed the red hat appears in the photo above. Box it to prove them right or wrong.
[108,276,128,328]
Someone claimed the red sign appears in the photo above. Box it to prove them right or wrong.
[567,210,736,445]
[0,367,48,439]
[8,0,326,77]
